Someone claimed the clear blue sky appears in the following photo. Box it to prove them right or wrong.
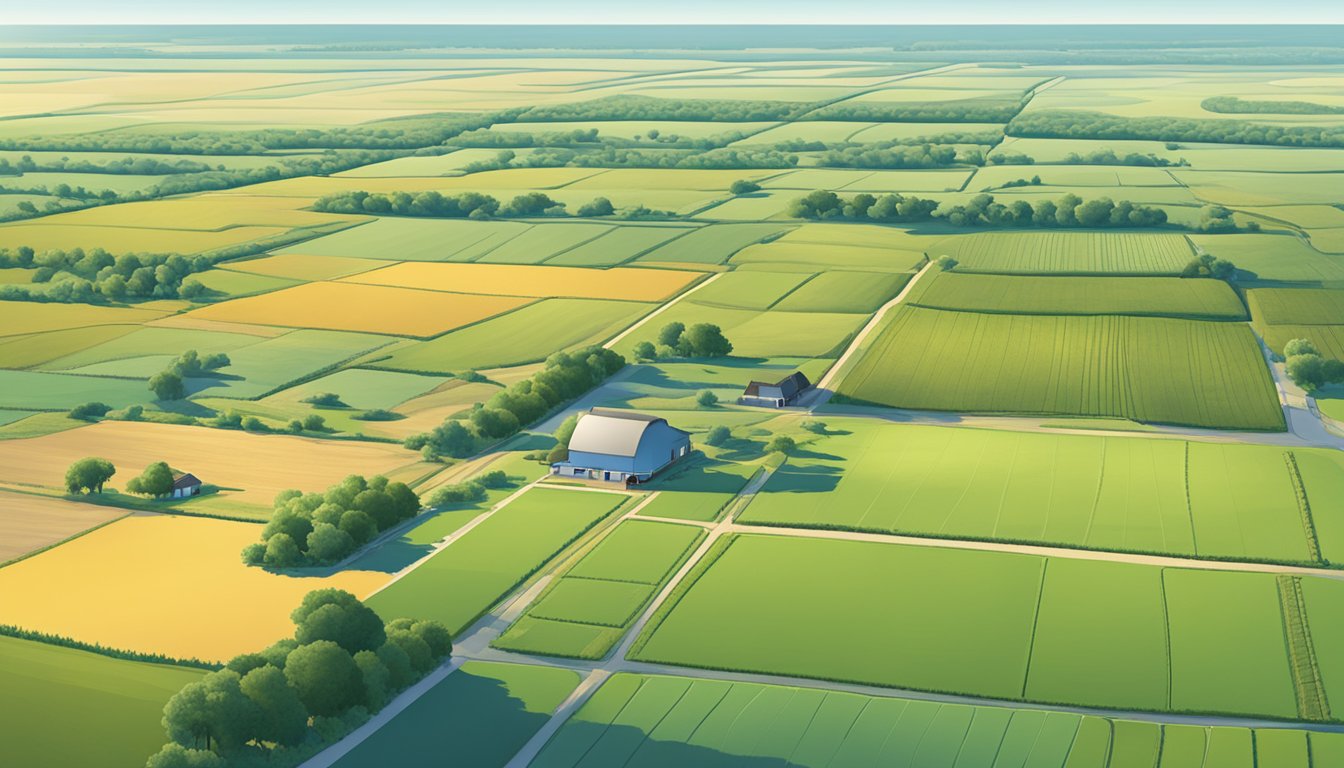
[9,0,1343,25]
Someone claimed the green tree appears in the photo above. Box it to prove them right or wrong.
[935,255,958,271]
[471,406,521,439]
[149,370,186,400]
[577,196,614,217]
[766,435,797,455]
[161,670,260,755]
[681,323,733,357]
[264,533,303,568]
[64,457,115,494]
[697,390,719,407]
[283,640,365,717]
[146,744,226,768]
[704,425,731,446]
[291,588,387,654]
[632,340,656,361]
[339,509,378,544]
[306,522,355,563]
[125,461,175,497]
[657,321,685,348]
[302,414,326,431]
[729,179,761,195]
[68,401,111,421]
[239,664,308,748]
[1284,338,1319,358]
[354,649,392,710]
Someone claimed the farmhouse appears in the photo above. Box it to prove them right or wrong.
[552,408,691,484]
[171,472,202,499]
[739,371,811,408]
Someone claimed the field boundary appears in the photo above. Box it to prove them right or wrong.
[1276,574,1331,721]
[0,623,221,670]
[1285,450,1324,564]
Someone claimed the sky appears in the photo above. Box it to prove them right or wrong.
[8,0,1344,25]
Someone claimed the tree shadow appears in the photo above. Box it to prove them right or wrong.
[763,465,842,494]
[645,455,752,494]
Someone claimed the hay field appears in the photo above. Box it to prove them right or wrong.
[0,490,125,563]
[223,253,382,281]
[838,307,1282,430]
[0,301,167,338]
[0,420,425,506]
[184,281,530,337]
[0,222,290,254]
[0,515,389,660]
[343,262,702,302]
[908,271,1248,320]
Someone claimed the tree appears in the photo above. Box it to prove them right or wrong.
[283,640,365,717]
[657,321,685,348]
[681,323,733,357]
[471,406,520,439]
[632,340,656,361]
[766,435,797,455]
[145,744,226,768]
[730,179,761,195]
[301,392,346,408]
[264,533,303,568]
[125,461,175,497]
[306,523,355,563]
[239,664,309,748]
[1286,353,1329,391]
[64,457,115,494]
[704,425,731,446]
[302,414,326,431]
[161,670,260,755]
[934,256,958,271]
[149,370,186,400]
[577,196,614,217]
[292,588,387,654]
[1284,338,1319,358]
[354,650,392,710]
[68,401,111,421]
[697,390,719,407]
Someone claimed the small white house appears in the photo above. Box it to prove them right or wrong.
[171,472,202,499]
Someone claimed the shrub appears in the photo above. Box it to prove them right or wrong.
[705,425,731,446]
[766,435,797,455]
[730,179,761,194]
[68,401,111,421]
[935,255,959,271]
[697,390,719,407]
[354,408,401,421]
[302,392,346,408]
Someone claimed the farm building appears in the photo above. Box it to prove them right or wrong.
[552,408,691,484]
[739,371,811,408]
[171,472,202,499]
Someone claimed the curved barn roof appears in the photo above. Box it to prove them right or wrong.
[568,409,668,458]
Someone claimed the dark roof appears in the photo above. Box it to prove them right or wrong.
[742,371,811,400]
[171,473,201,490]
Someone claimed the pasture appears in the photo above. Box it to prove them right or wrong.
[631,533,1320,718]
[369,487,627,635]
[0,636,206,768]
[741,421,1336,565]
[932,231,1194,275]
[0,515,389,660]
[494,519,705,659]
[836,306,1284,431]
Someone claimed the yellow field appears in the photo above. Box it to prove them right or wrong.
[0,490,126,563]
[0,421,426,506]
[0,515,388,660]
[224,253,382,281]
[0,301,167,338]
[144,314,290,338]
[39,194,363,230]
[0,223,290,254]
[344,262,702,302]
[185,281,530,337]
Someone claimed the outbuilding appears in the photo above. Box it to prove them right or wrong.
[171,472,202,499]
[551,408,691,484]
[739,371,811,408]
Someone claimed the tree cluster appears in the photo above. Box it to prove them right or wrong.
[1201,96,1344,116]
[987,152,1035,165]
[0,154,219,177]
[147,589,451,767]
[404,346,625,461]
[149,350,231,401]
[451,126,745,152]
[64,457,115,494]
[1060,149,1186,167]
[1181,252,1237,280]
[1192,204,1253,233]
[1283,339,1344,393]
[243,475,420,569]
[632,321,733,361]
[817,142,968,170]
[517,95,810,122]
[125,461,178,498]
[1008,110,1344,149]
[0,246,204,304]
[786,189,1168,229]
[312,189,584,219]
[473,145,798,171]
[425,470,511,508]
[807,97,1029,124]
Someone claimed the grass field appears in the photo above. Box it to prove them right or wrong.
[731,241,926,273]
[0,369,152,410]
[0,635,206,768]
[0,300,167,338]
[223,253,382,281]
[631,533,1313,718]
[343,262,702,302]
[545,225,696,267]
[770,271,911,313]
[0,420,425,507]
[933,231,1194,275]
[331,661,579,768]
[908,271,1248,320]
[740,421,1332,565]
[493,519,705,659]
[1248,288,1344,326]
[276,218,533,262]
[0,515,389,660]
[369,298,652,373]
[837,306,1283,430]
[265,368,446,411]
[369,487,627,635]
[185,329,394,400]
[531,672,1335,768]
[185,281,530,337]
[685,270,811,310]
[636,223,792,265]
[0,490,126,563]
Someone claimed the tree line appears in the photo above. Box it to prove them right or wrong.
[787,189,1170,228]
[312,189,673,221]
[0,154,221,176]
[449,126,749,152]
[805,96,1030,124]
[816,142,971,170]
[147,589,451,767]
[516,95,810,123]
[460,145,797,172]
[0,246,215,304]
[632,321,733,362]
[1201,96,1344,116]
[404,346,625,461]
[1009,110,1344,148]
[773,128,1004,153]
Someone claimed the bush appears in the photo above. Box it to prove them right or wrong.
[729,179,761,194]
[301,392,346,408]
[697,390,719,407]
[935,255,958,271]
[766,435,797,455]
[354,408,401,421]
[68,401,111,421]
[705,425,731,446]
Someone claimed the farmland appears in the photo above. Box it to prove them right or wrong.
[4,26,1344,768]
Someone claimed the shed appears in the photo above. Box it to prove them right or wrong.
[171,472,202,499]
[740,371,811,408]
[551,408,691,484]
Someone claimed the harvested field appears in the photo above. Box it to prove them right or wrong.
[184,281,530,337]
[0,490,126,563]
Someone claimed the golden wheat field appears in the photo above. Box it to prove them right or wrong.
[343,261,703,301]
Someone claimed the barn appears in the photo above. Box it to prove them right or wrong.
[551,408,691,484]
[739,371,811,408]
[171,472,202,499]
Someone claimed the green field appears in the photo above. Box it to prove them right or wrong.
[369,298,651,373]
[545,225,695,266]
[1249,288,1344,326]
[188,329,394,399]
[630,533,1318,718]
[933,231,1194,275]
[837,306,1283,431]
[332,661,579,768]
[908,271,1248,320]
[0,635,206,768]
[770,270,911,313]
[266,368,446,410]
[686,270,811,310]
[493,519,705,659]
[278,218,532,262]
[369,487,626,634]
[532,672,1338,768]
[740,421,1333,565]
[0,369,152,409]
[636,223,792,265]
